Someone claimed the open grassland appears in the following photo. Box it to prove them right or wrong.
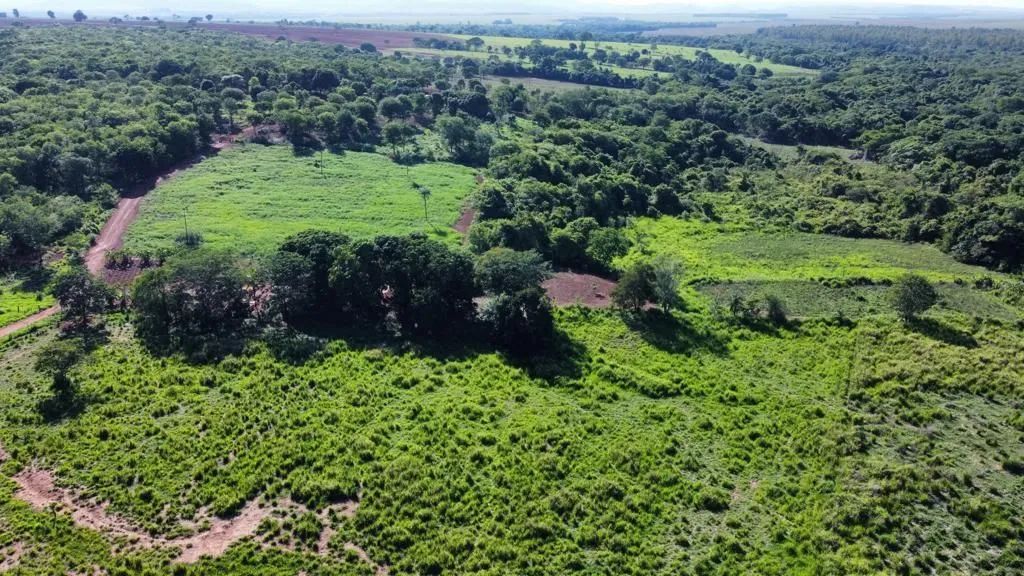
[0,276,54,328]
[481,75,632,93]
[407,47,663,80]
[736,135,867,162]
[627,217,998,284]
[451,35,818,76]
[1,305,1022,574]
[124,145,477,254]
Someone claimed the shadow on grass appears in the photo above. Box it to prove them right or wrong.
[621,309,729,355]
[281,316,587,382]
[907,317,978,348]
[14,267,54,293]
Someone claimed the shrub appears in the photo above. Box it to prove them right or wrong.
[891,274,938,321]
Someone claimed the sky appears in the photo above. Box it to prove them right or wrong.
[7,0,1024,21]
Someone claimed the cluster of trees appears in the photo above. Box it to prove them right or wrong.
[130,231,557,359]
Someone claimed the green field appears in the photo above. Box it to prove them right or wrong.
[125,145,478,254]
[2,300,1022,573]
[0,276,54,328]
[451,34,818,76]
[625,217,998,284]
[736,135,867,162]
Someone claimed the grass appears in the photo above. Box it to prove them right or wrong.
[0,275,54,328]
[124,145,478,255]
[451,35,818,76]
[482,75,632,92]
[736,135,867,162]
[625,216,1000,284]
[1,304,1022,574]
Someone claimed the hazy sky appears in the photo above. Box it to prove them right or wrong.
[7,0,1024,21]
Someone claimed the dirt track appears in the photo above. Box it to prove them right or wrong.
[0,130,251,339]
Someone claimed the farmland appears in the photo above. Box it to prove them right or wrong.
[124,146,478,254]
[450,34,818,76]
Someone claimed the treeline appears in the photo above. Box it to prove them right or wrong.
[129,231,557,360]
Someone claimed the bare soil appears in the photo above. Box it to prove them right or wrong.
[0,306,59,340]
[453,207,477,234]
[542,272,617,308]
[10,464,365,564]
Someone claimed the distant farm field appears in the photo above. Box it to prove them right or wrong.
[125,145,477,254]
[625,217,999,283]
[451,34,817,76]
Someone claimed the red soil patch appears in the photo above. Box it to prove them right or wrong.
[453,208,477,234]
[542,272,617,308]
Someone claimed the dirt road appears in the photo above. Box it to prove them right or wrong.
[0,130,250,339]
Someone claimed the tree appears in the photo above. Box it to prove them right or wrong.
[35,338,85,402]
[132,249,249,357]
[262,251,314,322]
[482,287,554,356]
[47,10,54,18]
[650,255,683,311]
[466,37,485,51]
[474,248,550,294]
[359,42,377,53]
[279,230,350,311]
[72,9,86,21]
[414,183,431,226]
[382,121,410,157]
[891,274,938,321]
[53,266,109,330]
[11,8,17,17]
[612,262,654,313]
[205,14,213,21]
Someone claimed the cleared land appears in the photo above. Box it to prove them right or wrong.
[451,34,817,76]
[125,145,478,254]
[625,216,997,284]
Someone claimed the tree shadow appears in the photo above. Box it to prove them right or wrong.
[284,316,587,382]
[621,309,729,355]
[906,317,978,348]
[14,267,53,292]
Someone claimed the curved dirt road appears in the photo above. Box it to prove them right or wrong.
[0,130,251,339]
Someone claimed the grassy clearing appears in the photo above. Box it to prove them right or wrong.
[482,75,631,92]
[125,145,478,254]
[1,305,1022,574]
[736,135,867,162]
[451,35,818,76]
[625,217,998,284]
[0,275,54,328]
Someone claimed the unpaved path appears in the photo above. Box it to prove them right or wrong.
[10,463,365,565]
[0,306,59,339]
[0,129,253,337]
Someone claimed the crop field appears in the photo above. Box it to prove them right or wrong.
[450,35,818,76]
[124,145,478,254]
[625,217,998,284]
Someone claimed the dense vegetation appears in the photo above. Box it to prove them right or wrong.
[0,20,1023,576]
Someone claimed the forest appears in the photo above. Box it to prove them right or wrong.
[0,18,1022,576]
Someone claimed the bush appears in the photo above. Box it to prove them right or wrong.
[891,274,938,321]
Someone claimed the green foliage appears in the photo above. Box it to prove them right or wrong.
[132,249,249,359]
[612,262,655,312]
[891,274,939,321]
[474,248,550,294]
[126,146,476,253]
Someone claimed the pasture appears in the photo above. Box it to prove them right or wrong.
[451,34,818,76]
[124,145,478,254]
[625,216,998,284]
[1,302,1022,574]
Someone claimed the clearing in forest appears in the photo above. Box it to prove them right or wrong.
[124,145,478,254]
